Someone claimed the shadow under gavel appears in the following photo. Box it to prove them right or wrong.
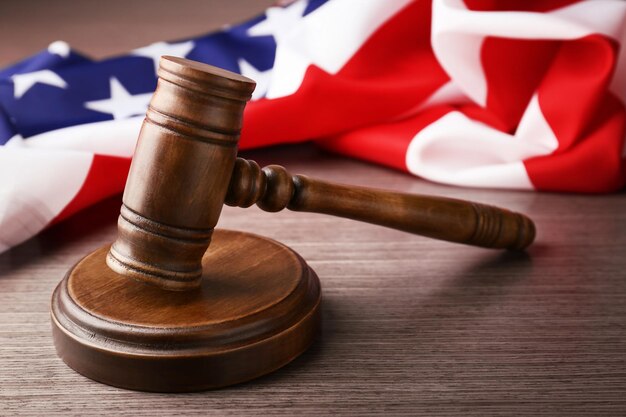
[51,56,536,393]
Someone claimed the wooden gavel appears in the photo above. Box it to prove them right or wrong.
[108,56,535,291]
[51,56,535,392]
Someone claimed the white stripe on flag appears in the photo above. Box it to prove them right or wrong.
[432,0,626,106]
[0,147,93,249]
[265,0,413,99]
[405,94,558,189]
[21,116,142,157]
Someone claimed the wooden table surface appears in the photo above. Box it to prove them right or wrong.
[2,1,626,416]
[1,144,625,416]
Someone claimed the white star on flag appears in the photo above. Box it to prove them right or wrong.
[11,70,68,99]
[238,58,271,100]
[47,41,71,58]
[84,77,152,120]
[132,41,195,74]
[247,0,307,42]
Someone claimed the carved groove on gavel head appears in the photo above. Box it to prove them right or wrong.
[106,56,256,291]
[107,56,536,292]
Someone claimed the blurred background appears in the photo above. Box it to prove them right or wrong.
[0,0,275,67]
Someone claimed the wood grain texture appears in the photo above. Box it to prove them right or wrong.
[1,144,625,416]
[2,0,626,415]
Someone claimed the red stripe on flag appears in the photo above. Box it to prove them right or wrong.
[526,35,626,192]
[240,0,447,150]
[525,93,626,193]
[463,0,581,12]
[481,37,561,132]
[317,102,518,174]
[538,35,619,151]
[50,154,131,225]
[317,105,454,172]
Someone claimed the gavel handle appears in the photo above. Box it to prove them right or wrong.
[225,158,535,250]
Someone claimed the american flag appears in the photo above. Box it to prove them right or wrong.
[1,0,625,252]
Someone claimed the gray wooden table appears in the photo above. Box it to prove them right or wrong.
[1,1,626,415]
[1,144,625,416]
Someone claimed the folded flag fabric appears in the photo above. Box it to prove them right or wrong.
[1,0,625,252]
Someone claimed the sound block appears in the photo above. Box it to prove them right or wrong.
[51,229,321,392]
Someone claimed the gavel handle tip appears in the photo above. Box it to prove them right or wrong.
[469,203,536,251]
[514,213,536,251]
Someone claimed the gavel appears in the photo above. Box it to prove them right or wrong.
[108,56,534,291]
[51,56,535,392]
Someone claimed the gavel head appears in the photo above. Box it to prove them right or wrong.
[106,56,256,291]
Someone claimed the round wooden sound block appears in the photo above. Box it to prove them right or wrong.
[51,229,321,392]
